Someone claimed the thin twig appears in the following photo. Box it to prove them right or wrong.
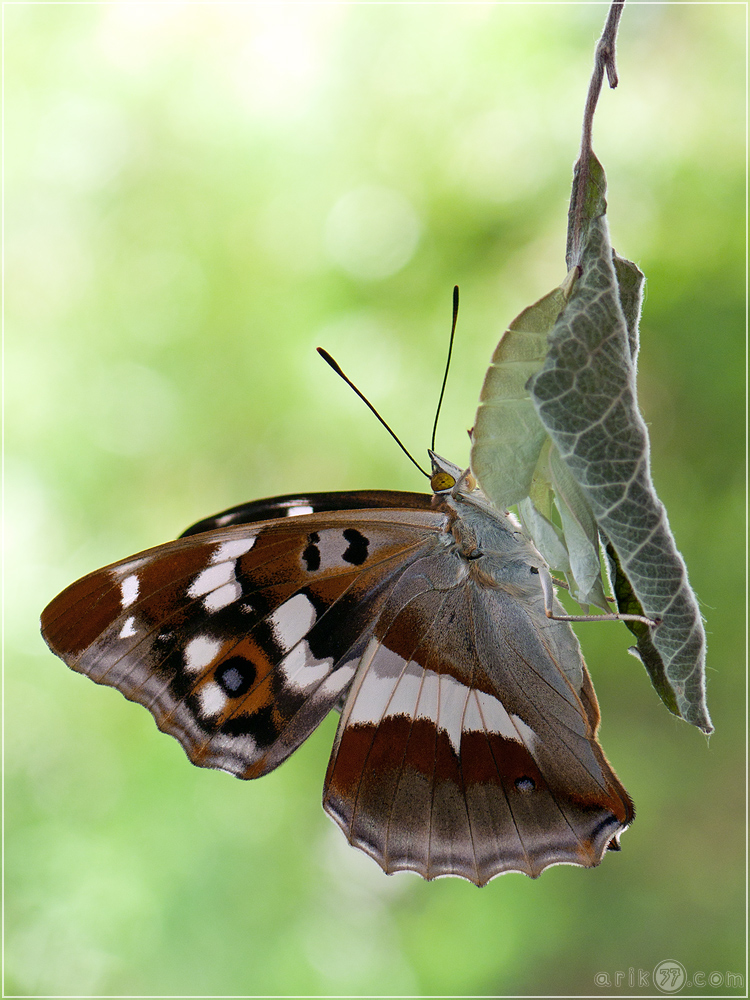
[569,0,625,266]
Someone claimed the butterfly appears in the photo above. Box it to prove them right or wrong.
[41,449,633,886]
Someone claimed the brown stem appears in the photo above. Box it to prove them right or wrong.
[569,0,625,266]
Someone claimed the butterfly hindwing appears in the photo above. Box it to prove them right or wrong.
[41,506,447,779]
[323,543,633,884]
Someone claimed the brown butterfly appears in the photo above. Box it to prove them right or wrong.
[41,451,633,886]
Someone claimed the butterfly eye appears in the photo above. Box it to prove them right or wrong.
[431,471,456,492]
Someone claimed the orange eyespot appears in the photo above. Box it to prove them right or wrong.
[431,471,456,492]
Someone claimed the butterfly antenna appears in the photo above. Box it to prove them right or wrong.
[431,285,459,452]
[317,348,430,478]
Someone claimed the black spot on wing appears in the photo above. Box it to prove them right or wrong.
[342,528,368,566]
[222,701,281,748]
[216,657,256,696]
[302,532,321,572]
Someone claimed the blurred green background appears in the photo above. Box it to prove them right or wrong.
[6,4,745,997]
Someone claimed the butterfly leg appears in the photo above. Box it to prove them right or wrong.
[537,565,657,627]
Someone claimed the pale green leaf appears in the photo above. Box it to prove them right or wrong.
[470,266,607,609]
[517,496,570,574]
[514,440,607,609]
[547,445,609,609]
[470,269,577,509]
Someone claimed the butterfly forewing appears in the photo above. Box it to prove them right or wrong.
[41,507,447,780]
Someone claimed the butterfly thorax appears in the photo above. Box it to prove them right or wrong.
[429,450,548,587]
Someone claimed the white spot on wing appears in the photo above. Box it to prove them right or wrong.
[211,537,255,562]
[413,669,470,754]
[119,574,140,609]
[510,714,538,751]
[188,563,235,598]
[119,615,137,639]
[208,732,260,773]
[278,641,332,691]
[388,661,423,716]
[203,581,242,611]
[188,541,254,610]
[314,657,358,706]
[286,505,314,517]
[269,593,317,651]
[464,690,522,743]
[346,640,406,725]
[462,689,483,734]
[199,681,227,717]
[435,671,471,754]
[184,635,223,673]
[415,666,439,724]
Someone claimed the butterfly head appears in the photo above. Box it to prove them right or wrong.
[428,451,477,496]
